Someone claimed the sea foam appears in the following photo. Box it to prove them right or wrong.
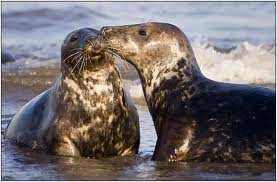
[122,41,275,99]
[3,41,275,100]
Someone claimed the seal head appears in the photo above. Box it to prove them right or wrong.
[61,28,106,74]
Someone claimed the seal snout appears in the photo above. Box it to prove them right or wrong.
[84,36,105,56]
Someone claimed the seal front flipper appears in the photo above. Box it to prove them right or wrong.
[51,136,81,157]
[152,117,195,162]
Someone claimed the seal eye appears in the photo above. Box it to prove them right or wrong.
[70,34,79,42]
[139,29,147,36]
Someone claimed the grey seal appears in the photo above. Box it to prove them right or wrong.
[6,28,140,158]
[100,22,275,162]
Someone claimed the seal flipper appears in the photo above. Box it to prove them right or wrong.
[52,137,81,157]
[152,117,194,161]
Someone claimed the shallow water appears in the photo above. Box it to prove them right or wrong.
[1,2,276,180]
[2,137,275,181]
[1,76,276,180]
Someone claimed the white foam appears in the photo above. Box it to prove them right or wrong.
[3,41,275,101]
[193,41,275,84]
[122,41,275,100]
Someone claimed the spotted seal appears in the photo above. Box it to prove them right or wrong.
[6,28,140,158]
[100,22,275,162]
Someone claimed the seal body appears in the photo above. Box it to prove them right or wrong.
[100,22,275,162]
[6,28,140,158]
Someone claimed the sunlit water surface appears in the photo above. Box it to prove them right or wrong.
[1,77,275,180]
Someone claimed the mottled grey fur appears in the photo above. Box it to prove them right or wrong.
[101,22,275,162]
[6,28,140,158]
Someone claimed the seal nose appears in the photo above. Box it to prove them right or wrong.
[84,37,103,55]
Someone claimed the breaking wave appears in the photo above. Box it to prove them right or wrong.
[122,41,275,99]
[3,41,275,101]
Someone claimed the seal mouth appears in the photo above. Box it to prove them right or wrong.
[100,27,132,65]
[100,38,126,63]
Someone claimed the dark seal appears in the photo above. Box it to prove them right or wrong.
[6,28,140,158]
[100,22,275,162]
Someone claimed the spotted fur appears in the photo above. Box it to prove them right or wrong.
[51,63,139,157]
[6,28,140,158]
[101,22,275,162]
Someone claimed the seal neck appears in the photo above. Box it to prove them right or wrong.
[57,63,123,126]
[61,61,115,80]
[136,55,205,115]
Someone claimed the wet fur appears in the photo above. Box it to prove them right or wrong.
[6,28,140,158]
[51,65,140,157]
[101,22,276,162]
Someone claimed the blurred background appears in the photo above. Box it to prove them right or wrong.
[1,2,276,180]
[2,2,275,84]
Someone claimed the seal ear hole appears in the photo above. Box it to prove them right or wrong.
[138,29,147,36]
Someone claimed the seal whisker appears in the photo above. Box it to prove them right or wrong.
[84,54,88,71]
[107,49,125,61]
[71,55,83,73]
[107,46,122,56]
[71,53,82,64]
[79,56,85,74]
[87,40,95,48]
[64,51,81,63]
[78,56,83,74]
[79,56,85,73]
[83,55,87,71]
[70,48,83,51]
[69,51,83,63]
